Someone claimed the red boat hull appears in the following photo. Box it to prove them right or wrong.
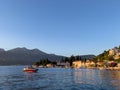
[23,67,38,73]
[23,69,37,72]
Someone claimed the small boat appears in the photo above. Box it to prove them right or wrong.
[23,66,38,73]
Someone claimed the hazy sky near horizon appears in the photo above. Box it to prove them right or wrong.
[0,0,120,56]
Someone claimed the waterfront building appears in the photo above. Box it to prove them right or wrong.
[72,61,82,68]
[56,62,70,68]
[46,64,53,68]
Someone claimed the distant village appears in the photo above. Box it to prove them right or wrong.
[33,46,120,70]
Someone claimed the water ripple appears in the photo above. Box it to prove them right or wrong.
[0,66,120,90]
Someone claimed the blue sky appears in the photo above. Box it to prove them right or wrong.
[0,0,120,56]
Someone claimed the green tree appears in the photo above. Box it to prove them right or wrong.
[33,61,39,66]
[64,57,69,62]
[61,58,65,62]
[76,56,80,60]
[108,56,114,61]
[96,50,110,62]
[70,55,75,66]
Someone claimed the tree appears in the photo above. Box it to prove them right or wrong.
[52,61,57,67]
[70,55,75,66]
[96,50,110,62]
[64,57,69,62]
[76,56,80,60]
[61,58,65,62]
[84,58,87,63]
[33,61,39,66]
[108,56,114,61]
[39,59,51,66]
[79,56,82,60]
[93,57,97,63]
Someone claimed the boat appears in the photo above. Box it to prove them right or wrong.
[23,66,38,73]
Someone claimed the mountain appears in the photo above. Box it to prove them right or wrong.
[0,48,5,52]
[0,47,96,65]
[0,47,64,65]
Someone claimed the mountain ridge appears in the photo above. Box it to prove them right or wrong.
[0,47,64,65]
[0,47,95,65]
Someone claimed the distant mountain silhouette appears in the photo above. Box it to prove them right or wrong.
[0,47,96,65]
[0,47,63,65]
[0,48,5,52]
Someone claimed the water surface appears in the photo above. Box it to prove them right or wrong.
[0,66,120,90]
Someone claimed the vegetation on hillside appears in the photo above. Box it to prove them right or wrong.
[33,55,95,66]
[33,59,53,66]
[95,46,120,62]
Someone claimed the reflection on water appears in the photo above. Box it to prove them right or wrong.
[73,69,97,84]
[0,66,120,90]
[23,73,35,80]
[73,69,120,90]
[99,70,120,90]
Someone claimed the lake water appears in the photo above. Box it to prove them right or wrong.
[0,66,120,90]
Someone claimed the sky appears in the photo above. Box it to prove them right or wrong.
[0,0,120,56]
